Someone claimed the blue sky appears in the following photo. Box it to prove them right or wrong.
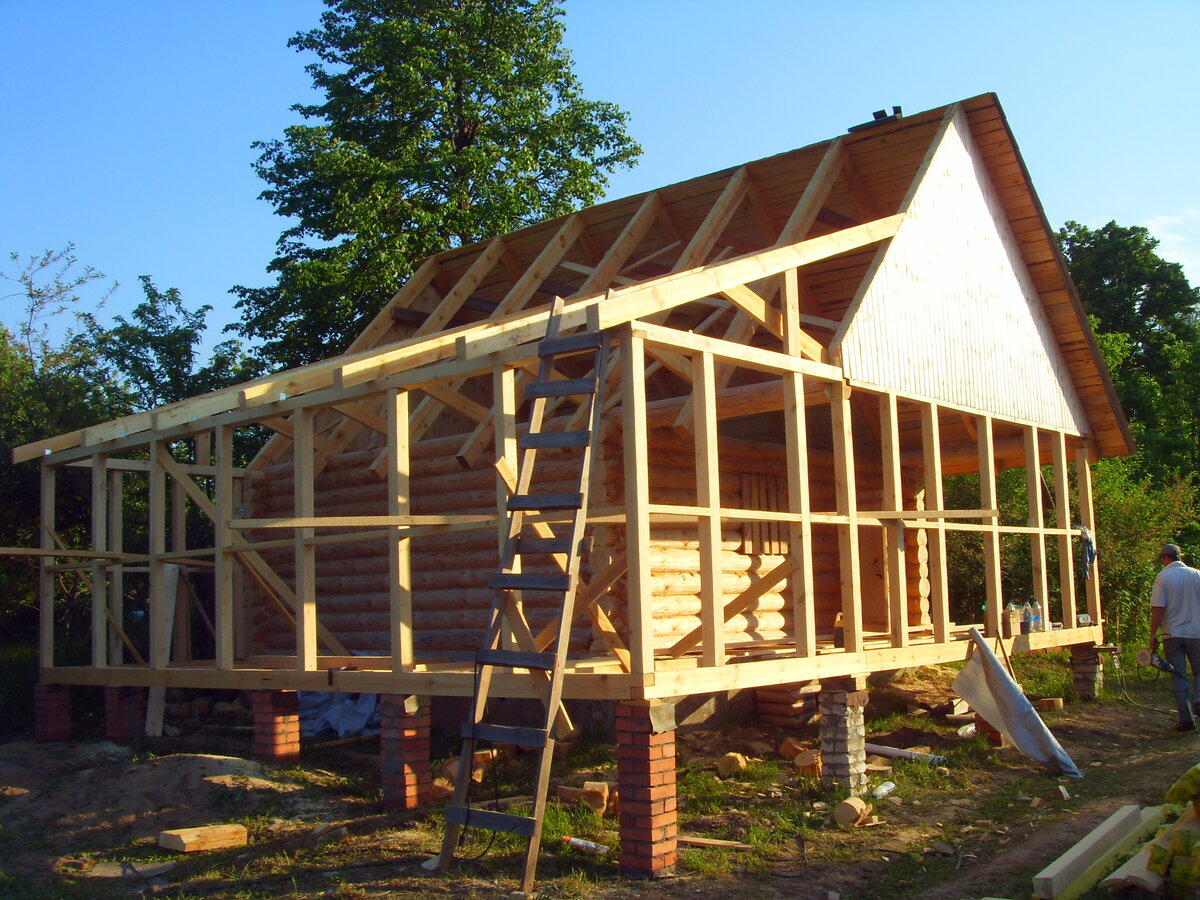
[2,1,1198,354]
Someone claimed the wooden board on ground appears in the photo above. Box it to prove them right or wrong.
[159,823,248,852]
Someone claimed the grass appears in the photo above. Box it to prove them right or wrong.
[7,652,1181,899]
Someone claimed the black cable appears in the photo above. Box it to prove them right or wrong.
[452,654,498,863]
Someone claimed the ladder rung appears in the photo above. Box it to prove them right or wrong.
[475,648,557,671]
[462,722,548,749]
[525,377,596,400]
[515,535,572,555]
[539,332,602,356]
[444,805,538,837]
[490,572,571,592]
[520,430,590,449]
[507,492,583,512]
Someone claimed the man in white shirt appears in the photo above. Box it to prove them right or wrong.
[1149,544,1200,732]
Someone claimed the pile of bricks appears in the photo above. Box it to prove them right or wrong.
[754,680,821,727]
[1070,646,1104,700]
[33,684,72,742]
[251,690,300,764]
[974,712,1009,747]
[818,687,869,795]
[616,701,676,878]
[379,695,431,810]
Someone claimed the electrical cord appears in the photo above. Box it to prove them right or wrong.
[452,655,499,863]
[1110,646,1172,716]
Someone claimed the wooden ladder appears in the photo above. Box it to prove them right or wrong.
[434,298,609,894]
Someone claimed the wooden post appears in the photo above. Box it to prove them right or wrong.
[621,329,654,676]
[91,453,108,667]
[1025,426,1048,621]
[171,444,190,663]
[294,407,318,671]
[693,350,724,666]
[107,468,124,664]
[978,416,1002,637]
[148,440,168,669]
[494,367,518,652]
[1075,446,1102,624]
[880,392,908,648]
[782,267,816,656]
[388,388,414,671]
[830,383,862,652]
[214,424,235,669]
[1053,432,1077,627]
[39,461,56,669]
[921,403,950,643]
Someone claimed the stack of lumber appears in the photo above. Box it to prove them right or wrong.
[1033,762,1200,897]
[756,681,822,727]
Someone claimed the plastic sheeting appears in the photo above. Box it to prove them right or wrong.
[952,627,1082,778]
[298,691,380,738]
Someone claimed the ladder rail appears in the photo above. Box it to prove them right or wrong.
[436,298,611,892]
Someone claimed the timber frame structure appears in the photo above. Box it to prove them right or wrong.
[14,93,1131,709]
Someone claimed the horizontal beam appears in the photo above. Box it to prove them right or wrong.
[17,214,903,463]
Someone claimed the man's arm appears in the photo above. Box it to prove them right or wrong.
[1151,605,1166,648]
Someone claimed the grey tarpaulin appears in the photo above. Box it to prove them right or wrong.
[952,627,1082,777]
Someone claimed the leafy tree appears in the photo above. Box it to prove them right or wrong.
[1059,221,1200,477]
[85,276,259,410]
[233,0,642,370]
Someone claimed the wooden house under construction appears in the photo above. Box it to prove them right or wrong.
[16,93,1129,879]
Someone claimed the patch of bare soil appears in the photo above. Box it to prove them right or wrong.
[0,665,1193,899]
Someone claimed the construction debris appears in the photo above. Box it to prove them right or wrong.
[833,797,873,828]
[717,752,748,777]
[678,835,753,851]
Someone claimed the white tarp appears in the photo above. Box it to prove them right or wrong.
[952,627,1082,777]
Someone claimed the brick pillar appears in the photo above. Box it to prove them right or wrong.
[1070,645,1104,701]
[819,679,869,796]
[105,686,145,744]
[617,700,677,878]
[252,690,300,764]
[380,695,431,810]
[34,684,72,742]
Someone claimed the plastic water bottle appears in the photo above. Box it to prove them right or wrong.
[872,781,896,799]
[562,836,609,854]
[1030,600,1043,633]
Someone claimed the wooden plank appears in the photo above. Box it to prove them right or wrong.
[1025,426,1049,622]
[631,320,843,382]
[293,407,318,672]
[387,389,414,671]
[213,425,235,668]
[91,454,108,667]
[675,167,750,271]
[694,351,724,666]
[1075,446,1101,623]
[922,404,950,643]
[831,383,862,652]
[979,416,1003,637]
[159,824,248,853]
[621,330,654,676]
[880,393,909,648]
[1053,431,1077,627]
[777,138,845,245]
[578,192,663,295]
[782,268,816,656]
[669,556,797,659]
[1032,804,1144,900]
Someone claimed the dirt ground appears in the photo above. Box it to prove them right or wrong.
[0,663,1195,899]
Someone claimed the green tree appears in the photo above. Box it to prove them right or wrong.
[85,276,259,410]
[1058,221,1200,477]
[233,0,642,370]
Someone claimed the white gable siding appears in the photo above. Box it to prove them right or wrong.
[834,111,1089,434]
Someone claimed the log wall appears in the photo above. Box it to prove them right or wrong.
[244,414,904,659]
